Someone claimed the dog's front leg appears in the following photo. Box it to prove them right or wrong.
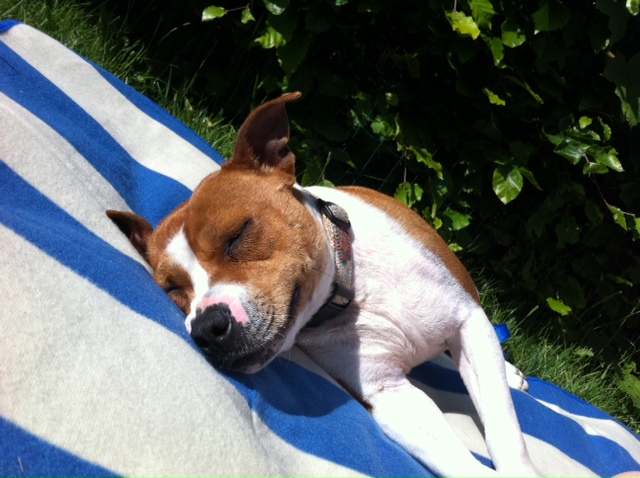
[367,377,499,477]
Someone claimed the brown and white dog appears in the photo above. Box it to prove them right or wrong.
[108,92,537,477]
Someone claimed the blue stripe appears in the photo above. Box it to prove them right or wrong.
[494,323,511,344]
[231,359,434,477]
[0,41,191,226]
[0,20,20,33]
[409,360,469,395]
[0,417,120,477]
[0,161,189,338]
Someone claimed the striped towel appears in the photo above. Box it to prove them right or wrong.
[1,21,639,477]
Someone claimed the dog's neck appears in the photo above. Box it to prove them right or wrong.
[297,188,354,328]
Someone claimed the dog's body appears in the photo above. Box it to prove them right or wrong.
[108,92,537,477]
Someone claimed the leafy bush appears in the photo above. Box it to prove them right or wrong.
[95,0,640,414]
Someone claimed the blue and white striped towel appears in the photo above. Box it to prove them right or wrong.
[1,21,639,477]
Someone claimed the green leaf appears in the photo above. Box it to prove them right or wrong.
[585,200,604,226]
[596,0,630,45]
[431,216,443,230]
[528,198,558,237]
[554,137,589,164]
[395,182,423,208]
[505,76,543,104]
[317,179,336,188]
[254,26,286,49]
[267,7,297,41]
[560,277,586,308]
[492,166,523,204]
[202,6,227,21]
[371,116,397,138]
[449,242,463,253]
[614,276,634,287]
[588,21,611,52]
[501,18,526,48]
[241,8,255,24]
[555,215,580,248]
[300,147,330,186]
[509,141,536,161]
[519,167,543,190]
[627,0,640,15]
[603,53,640,127]
[546,297,572,315]
[410,146,443,180]
[403,53,421,79]
[570,125,600,142]
[277,33,310,74]
[470,0,496,28]
[583,162,609,175]
[599,118,612,141]
[595,147,624,172]
[579,116,593,129]
[609,205,628,230]
[412,184,424,203]
[483,87,506,106]
[543,128,565,146]
[446,11,481,40]
[263,0,289,15]
[385,92,399,106]
[488,37,504,65]
[445,209,472,230]
[532,1,570,33]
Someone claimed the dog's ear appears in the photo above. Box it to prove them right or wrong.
[231,91,302,176]
[106,210,154,261]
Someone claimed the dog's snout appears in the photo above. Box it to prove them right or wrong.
[190,303,234,350]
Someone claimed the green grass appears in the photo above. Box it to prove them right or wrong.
[479,277,640,433]
[2,0,637,433]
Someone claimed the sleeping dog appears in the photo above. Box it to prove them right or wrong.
[108,92,537,477]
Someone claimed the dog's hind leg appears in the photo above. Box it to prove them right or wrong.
[448,307,538,477]
[367,376,499,477]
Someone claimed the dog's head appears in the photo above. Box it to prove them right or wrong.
[108,92,334,373]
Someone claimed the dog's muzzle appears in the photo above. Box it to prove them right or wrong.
[189,303,281,373]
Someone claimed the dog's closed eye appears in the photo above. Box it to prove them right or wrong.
[161,282,190,313]
[225,218,254,261]
[163,283,182,295]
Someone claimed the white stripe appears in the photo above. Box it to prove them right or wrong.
[1,23,220,190]
[0,93,148,268]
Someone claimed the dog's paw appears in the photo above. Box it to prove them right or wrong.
[505,361,529,392]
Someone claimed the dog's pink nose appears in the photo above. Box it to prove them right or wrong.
[197,294,250,325]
